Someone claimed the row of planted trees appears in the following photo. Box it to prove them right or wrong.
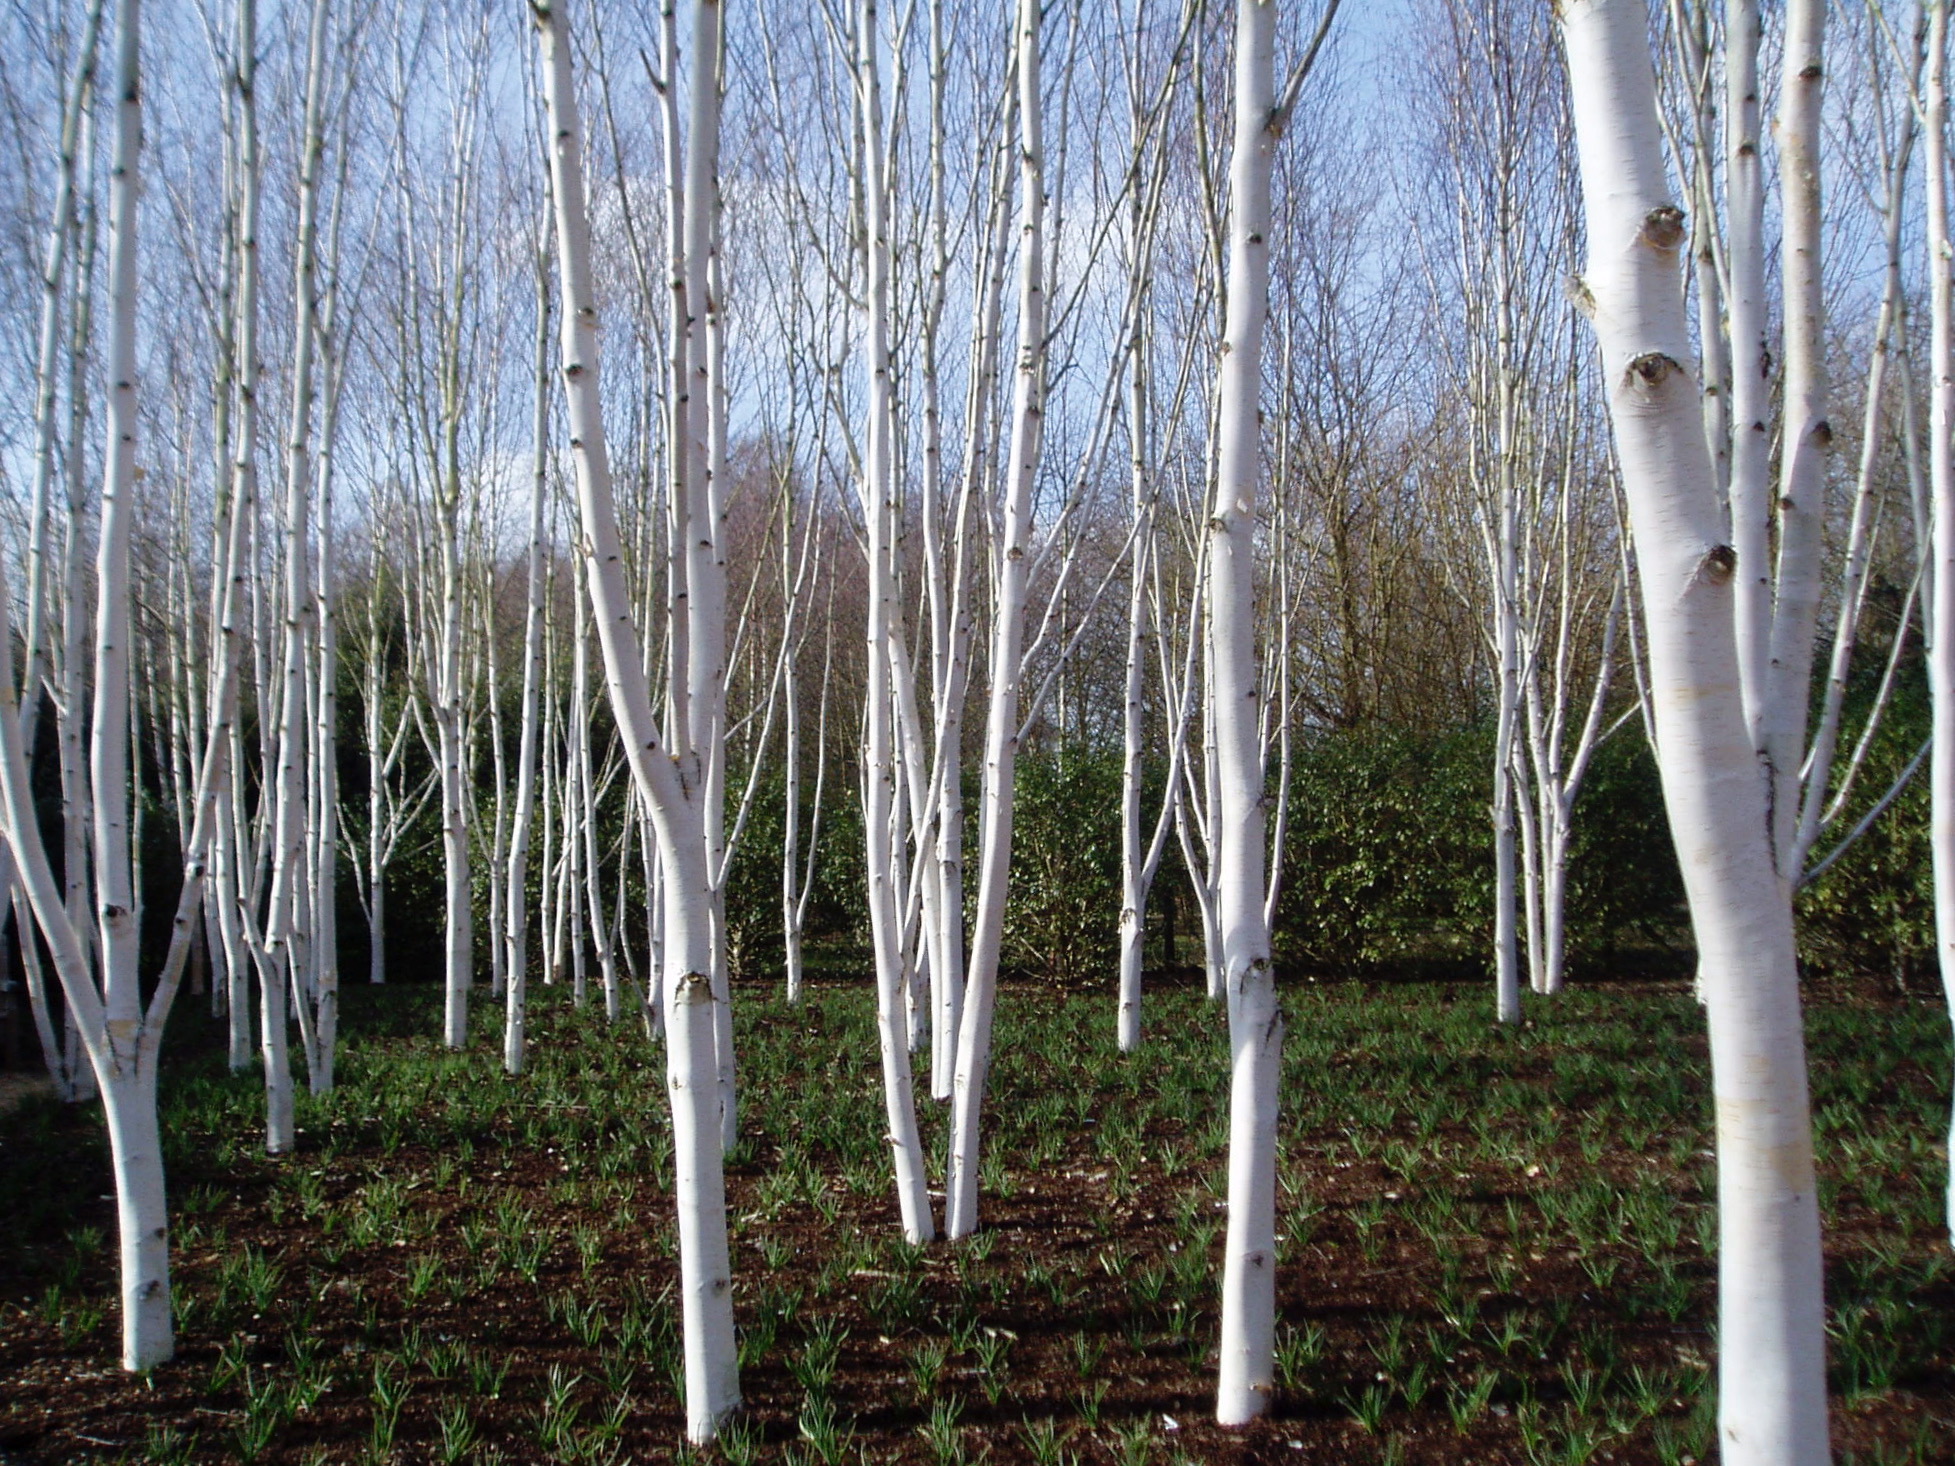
[0,0,1949,1457]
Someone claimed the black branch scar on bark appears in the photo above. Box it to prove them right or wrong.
[1626,353,1682,387]
[1638,205,1686,251]
[1703,544,1737,583]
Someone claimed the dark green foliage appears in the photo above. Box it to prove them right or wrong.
[1001,747,1124,983]
[1560,734,1686,959]
[314,640,1924,997]
[1273,725,1493,968]
[1798,763,1931,985]
[719,764,870,977]
[1271,725,1684,973]
[703,710,1933,988]
[1796,634,1932,985]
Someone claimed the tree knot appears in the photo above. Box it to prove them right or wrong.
[677,971,713,1004]
[1626,353,1682,388]
[1638,205,1686,251]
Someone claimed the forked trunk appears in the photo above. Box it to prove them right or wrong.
[535,3,738,1436]
[1560,5,1830,1459]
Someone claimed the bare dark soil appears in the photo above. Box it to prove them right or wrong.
[0,973,1949,1464]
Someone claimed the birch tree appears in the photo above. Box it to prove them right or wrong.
[505,246,552,1076]
[1209,0,1283,1423]
[1926,0,1955,1242]
[1422,0,1621,1005]
[349,482,434,989]
[265,0,339,1099]
[380,11,492,1051]
[533,0,738,1438]
[943,0,1050,1243]
[853,0,937,1246]
[0,0,247,1371]
[227,0,301,1151]
[1560,2,1830,1458]
[9,0,105,1104]
[1117,0,1204,1053]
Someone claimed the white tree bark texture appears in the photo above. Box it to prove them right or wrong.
[1560,4,1830,1460]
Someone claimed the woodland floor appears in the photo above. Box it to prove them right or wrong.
[0,968,1951,1465]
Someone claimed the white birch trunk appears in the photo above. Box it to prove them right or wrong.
[857,0,936,1245]
[945,0,1046,1242]
[918,0,957,1094]
[1118,483,1155,1051]
[226,0,295,1154]
[781,510,805,1006]
[506,251,551,1076]
[437,519,471,1047]
[1925,0,1955,1246]
[925,160,1008,1099]
[785,605,832,1009]
[1115,41,1190,1054]
[17,0,104,760]
[310,220,343,1091]
[1763,0,1830,870]
[362,618,388,987]
[566,630,589,1008]
[1211,0,1282,1424]
[1560,6,1830,1459]
[56,107,101,1102]
[433,149,475,1046]
[575,580,621,1021]
[1724,0,1772,749]
[1490,179,1524,1024]
[265,0,333,1107]
[679,0,736,1153]
[485,576,508,1005]
[535,5,739,1437]
[1793,69,1917,875]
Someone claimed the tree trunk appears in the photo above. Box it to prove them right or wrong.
[438,569,471,1047]
[1724,0,1772,749]
[1560,5,1830,1459]
[857,0,937,1244]
[101,1066,170,1369]
[1211,0,1283,1424]
[1925,0,1955,1246]
[681,0,736,1154]
[535,3,739,1436]
[946,0,1047,1241]
[1763,0,1830,872]
[506,250,551,1077]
